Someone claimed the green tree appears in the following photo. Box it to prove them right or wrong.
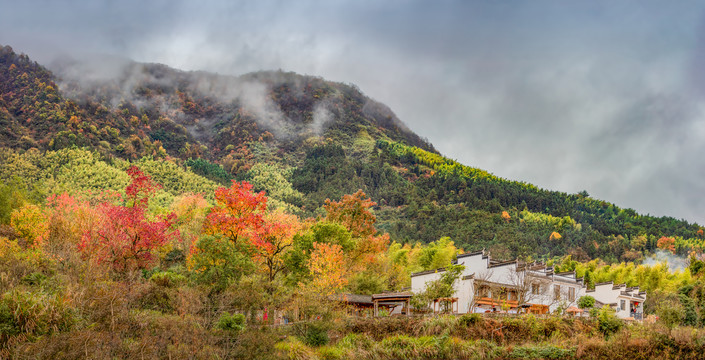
[188,235,254,292]
[578,295,595,309]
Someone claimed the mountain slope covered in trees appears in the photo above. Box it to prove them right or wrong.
[4,44,705,359]
[1,44,703,263]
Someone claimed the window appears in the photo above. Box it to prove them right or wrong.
[620,300,625,311]
[568,287,575,302]
[531,283,540,295]
[553,285,561,300]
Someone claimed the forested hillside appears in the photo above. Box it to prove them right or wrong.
[1,45,701,263]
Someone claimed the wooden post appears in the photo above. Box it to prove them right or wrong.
[374,300,378,317]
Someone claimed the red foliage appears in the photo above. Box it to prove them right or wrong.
[125,166,159,207]
[79,167,178,271]
[204,181,267,244]
[254,211,303,281]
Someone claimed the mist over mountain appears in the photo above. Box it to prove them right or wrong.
[44,51,433,155]
[1,44,703,263]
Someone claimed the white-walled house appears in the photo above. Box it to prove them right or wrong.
[410,250,647,319]
[588,282,646,320]
[411,250,587,315]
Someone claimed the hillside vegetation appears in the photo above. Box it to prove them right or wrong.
[2,45,705,359]
[1,45,702,262]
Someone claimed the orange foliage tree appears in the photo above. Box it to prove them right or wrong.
[323,190,389,276]
[43,193,101,265]
[657,236,676,254]
[324,190,377,238]
[324,190,389,271]
[204,181,267,244]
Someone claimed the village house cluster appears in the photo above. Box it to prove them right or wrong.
[410,250,646,320]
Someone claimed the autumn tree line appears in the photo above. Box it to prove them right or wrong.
[2,160,705,358]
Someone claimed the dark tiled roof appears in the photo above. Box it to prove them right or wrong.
[330,294,373,304]
[411,268,446,277]
[372,292,413,300]
[457,250,485,259]
[554,271,575,276]
[488,259,518,268]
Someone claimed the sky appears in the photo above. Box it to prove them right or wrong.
[2,0,705,224]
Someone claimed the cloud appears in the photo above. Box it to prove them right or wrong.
[2,0,705,223]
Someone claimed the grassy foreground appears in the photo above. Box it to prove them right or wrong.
[12,310,703,359]
[273,314,705,360]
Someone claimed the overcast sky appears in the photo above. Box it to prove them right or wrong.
[2,0,705,224]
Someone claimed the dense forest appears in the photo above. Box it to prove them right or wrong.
[2,45,705,358]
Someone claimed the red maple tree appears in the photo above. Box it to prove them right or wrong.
[253,210,303,282]
[79,166,178,272]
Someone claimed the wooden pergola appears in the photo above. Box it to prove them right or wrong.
[371,292,413,317]
[432,297,459,314]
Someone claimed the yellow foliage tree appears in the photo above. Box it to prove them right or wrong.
[307,242,347,296]
[10,204,48,248]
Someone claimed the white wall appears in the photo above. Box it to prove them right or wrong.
[411,271,443,294]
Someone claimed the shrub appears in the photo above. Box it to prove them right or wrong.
[303,321,330,347]
[317,345,345,360]
[336,333,374,351]
[136,284,175,313]
[20,272,47,286]
[596,306,622,337]
[0,289,76,354]
[421,314,457,335]
[378,335,439,359]
[216,312,246,333]
[149,271,186,288]
[274,336,318,360]
[656,300,684,329]
[459,313,483,327]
